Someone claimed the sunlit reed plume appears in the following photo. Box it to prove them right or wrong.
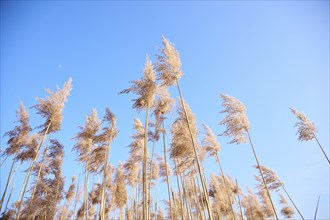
[219,94,249,144]
[290,108,316,141]
[156,154,172,183]
[3,102,31,158]
[290,108,329,164]
[242,188,265,220]
[279,194,294,218]
[155,36,183,86]
[114,163,128,220]
[33,78,72,133]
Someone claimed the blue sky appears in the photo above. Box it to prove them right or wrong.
[1,1,329,219]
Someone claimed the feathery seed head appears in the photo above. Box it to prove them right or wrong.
[170,100,197,161]
[220,94,250,144]
[120,55,156,111]
[4,102,32,158]
[34,78,72,133]
[254,165,283,192]
[279,194,294,218]
[290,108,317,141]
[202,124,221,158]
[155,36,183,86]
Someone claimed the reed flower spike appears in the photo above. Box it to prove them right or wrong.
[219,94,250,144]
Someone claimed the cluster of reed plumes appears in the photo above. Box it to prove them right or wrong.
[1,36,328,220]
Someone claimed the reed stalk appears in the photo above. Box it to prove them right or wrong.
[16,121,51,220]
[313,195,320,220]
[175,78,213,220]
[281,185,304,219]
[174,158,185,220]
[0,160,16,211]
[28,142,49,207]
[235,179,244,220]
[141,107,149,220]
[162,122,173,220]
[0,156,8,167]
[73,173,81,219]
[313,134,330,164]
[246,130,279,220]
[215,154,236,220]
[100,144,110,220]
[4,179,16,213]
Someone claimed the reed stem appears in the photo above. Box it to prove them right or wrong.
[143,106,150,220]
[281,185,304,219]
[313,134,330,164]
[175,78,213,220]
[0,160,16,211]
[246,130,279,220]
[162,122,173,220]
[16,121,51,220]
[216,154,236,220]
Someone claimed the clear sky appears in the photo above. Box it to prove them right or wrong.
[1,1,329,219]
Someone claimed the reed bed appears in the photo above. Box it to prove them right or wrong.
[1,37,328,220]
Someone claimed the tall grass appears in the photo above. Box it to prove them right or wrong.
[1,37,328,220]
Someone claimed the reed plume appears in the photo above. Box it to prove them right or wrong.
[97,108,118,220]
[58,175,76,220]
[152,84,174,220]
[73,108,101,220]
[202,123,236,219]
[156,36,213,219]
[21,139,65,220]
[156,154,172,183]
[290,108,329,164]
[16,78,72,220]
[114,163,128,220]
[120,54,156,111]
[33,78,72,133]
[279,194,294,219]
[120,55,156,219]
[3,102,31,158]
[242,188,265,220]
[254,165,304,219]
[1,102,32,211]
[155,36,183,86]
[220,93,278,219]
[170,100,199,180]
[219,94,249,144]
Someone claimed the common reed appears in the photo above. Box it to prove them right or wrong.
[2,37,327,220]
[16,78,72,220]
[290,108,330,164]
[220,94,279,220]
[202,123,236,220]
[120,55,156,220]
[156,36,213,220]
[1,102,31,211]
[73,108,101,220]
